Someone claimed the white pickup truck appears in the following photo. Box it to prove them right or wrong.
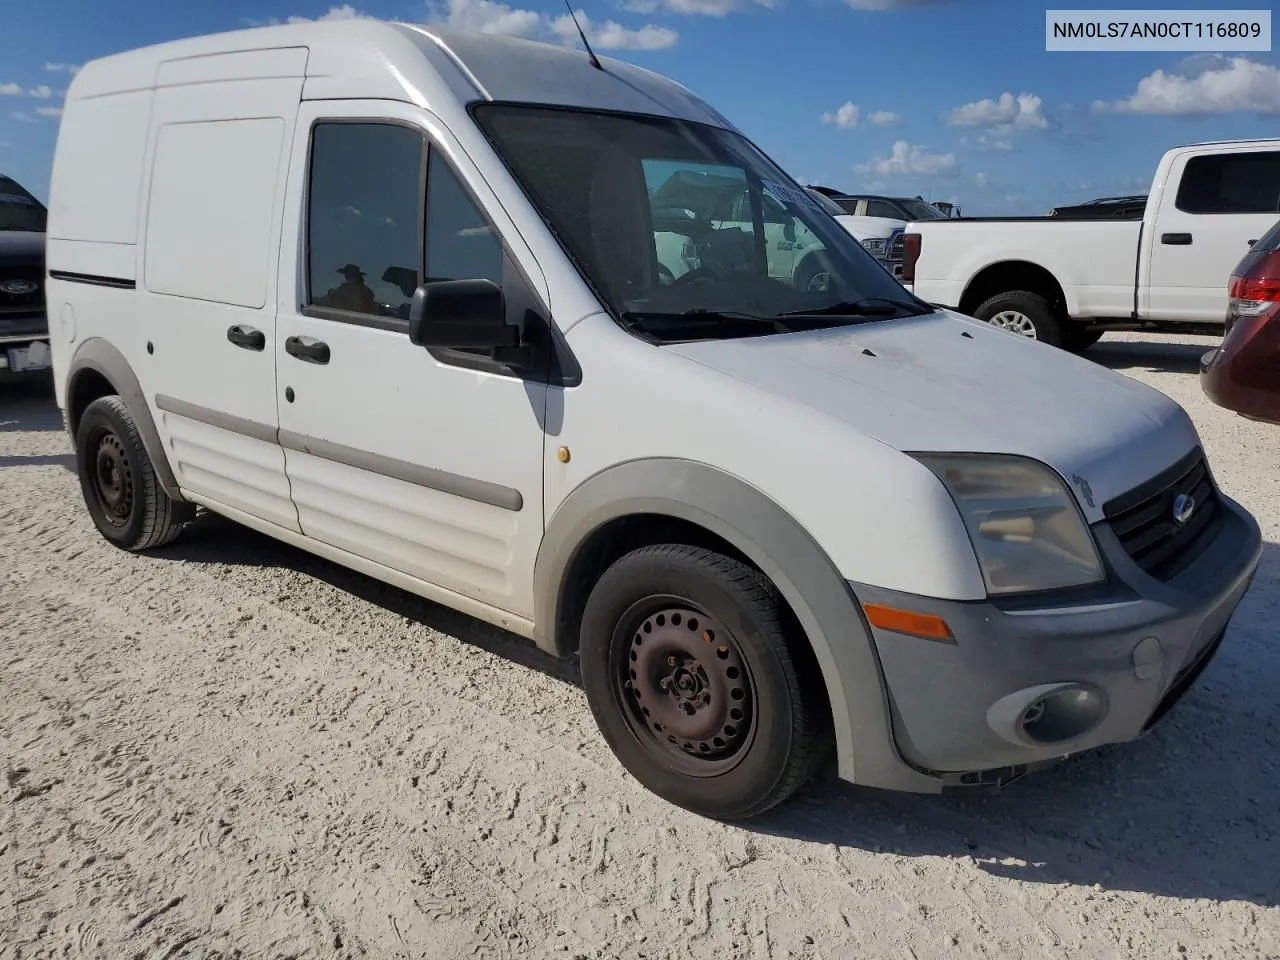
[902,139,1280,351]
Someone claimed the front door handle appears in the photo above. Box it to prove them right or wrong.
[227,324,266,351]
[284,335,331,365]
[1161,232,1193,246]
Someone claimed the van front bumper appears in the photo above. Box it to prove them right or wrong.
[852,492,1261,781]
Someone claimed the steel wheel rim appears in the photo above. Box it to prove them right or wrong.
[612,597,757,777]
[988,310,1038,338]
[88,426,133,526]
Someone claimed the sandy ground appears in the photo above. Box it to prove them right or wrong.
[1,332,1278,960]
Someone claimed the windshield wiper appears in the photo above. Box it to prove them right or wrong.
[620,309,793,335]
[779,296,932,319]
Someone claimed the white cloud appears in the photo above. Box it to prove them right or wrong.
[820,101,860,129]
[431,0,541,35]
[429,0,677,48]
[960,134,1015,153]
[0,83,21,96]
[619,0,773,15]
[286,4,371,22]
[973,171,990,188]
[27,85,54,99]
[44,62,81,74]
[551,11,677,49]
[868,109,902,126]
[1093,56,1280,115]
[266,1,676,51]
[35,106,63,118]
[948,91,1048,130]
[856,140,957,177]
[10,112,38,123]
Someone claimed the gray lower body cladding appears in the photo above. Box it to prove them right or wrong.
[854,494,1261,779]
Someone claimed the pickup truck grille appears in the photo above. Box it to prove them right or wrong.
[887,233,906,262]
[1103,449,1221,581]
[0,263,43,313]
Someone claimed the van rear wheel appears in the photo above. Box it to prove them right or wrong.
[579,544,830,820]
[75,395,188,551]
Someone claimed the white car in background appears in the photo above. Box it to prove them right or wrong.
[805,189,914,276]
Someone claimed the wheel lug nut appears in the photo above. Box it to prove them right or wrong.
[667,656,677,667]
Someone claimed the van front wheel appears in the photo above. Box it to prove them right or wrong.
[579,544,830,820]
[75,395,188,552]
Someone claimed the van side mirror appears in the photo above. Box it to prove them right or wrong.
[408,279,520,351]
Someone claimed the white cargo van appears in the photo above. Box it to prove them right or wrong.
[46,21,1261,819]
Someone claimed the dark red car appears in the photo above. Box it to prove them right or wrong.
[1201,218,1280,424]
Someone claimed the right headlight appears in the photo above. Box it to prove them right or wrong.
[860,237,889,258]
[913,453,1105,595]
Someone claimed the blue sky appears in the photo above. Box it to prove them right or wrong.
[5,0,1280,213]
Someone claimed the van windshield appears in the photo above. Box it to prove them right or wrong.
[0,176,47,232]
[473,104,930,342]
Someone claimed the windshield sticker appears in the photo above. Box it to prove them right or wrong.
[761,180,823,213]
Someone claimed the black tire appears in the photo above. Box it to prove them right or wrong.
[579,544,831,820]
[1062,326,1103,353]
[972,290,1063,347]
[793,252,833,292]
[75,395,188,551]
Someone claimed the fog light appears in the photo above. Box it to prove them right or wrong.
[1018,685,1106,745]
[987,682,1109,748]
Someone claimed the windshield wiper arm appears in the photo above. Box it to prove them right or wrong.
[620,309,793,335]
[779,297,932,319]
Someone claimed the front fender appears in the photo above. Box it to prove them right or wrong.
[533,457,941,792]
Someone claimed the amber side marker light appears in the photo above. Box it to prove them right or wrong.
[863,603,956,643]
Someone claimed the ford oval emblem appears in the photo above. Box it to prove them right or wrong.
[0,279,38,296]
[1172,493,1196,526]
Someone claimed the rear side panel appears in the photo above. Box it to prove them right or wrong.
[135,50,307,530]
[46,88,156,408]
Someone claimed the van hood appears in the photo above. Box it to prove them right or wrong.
[666,310,1201,523]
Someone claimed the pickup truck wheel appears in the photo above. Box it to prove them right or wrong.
[972,291,1063,347]
[75,395,188,552]
[579,544,830,820]
[1063,327,1103,352]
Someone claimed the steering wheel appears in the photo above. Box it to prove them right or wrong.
[668,266,722,287]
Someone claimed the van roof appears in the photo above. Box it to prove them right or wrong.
[66,20,735,130]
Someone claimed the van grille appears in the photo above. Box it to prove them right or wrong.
[1103,449,1221,581]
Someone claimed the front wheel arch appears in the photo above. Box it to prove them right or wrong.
[532,458,941,792]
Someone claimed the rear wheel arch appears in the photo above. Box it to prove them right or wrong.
[532,458,938,790]
[958,260,1069,319]
[64,338,186,503]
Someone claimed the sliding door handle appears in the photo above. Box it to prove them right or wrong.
[1161,232,1193,246]
[227,324,266,351]
[285,335,331,365]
